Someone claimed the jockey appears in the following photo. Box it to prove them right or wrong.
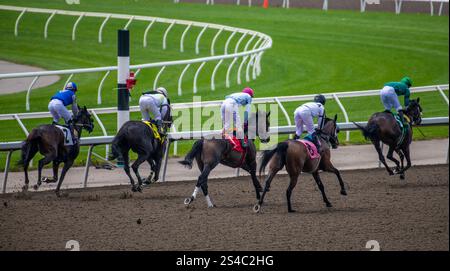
[139,86,170,134]
[221,87,254,148]
[293,94,326,152]
[381,76,412,127]
[48,82,79,143]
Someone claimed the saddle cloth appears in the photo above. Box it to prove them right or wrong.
[142,121,163,142]
[223,134,247,153]
[393,113,410,146]
[297,139,320,159]
[54,125,74,146]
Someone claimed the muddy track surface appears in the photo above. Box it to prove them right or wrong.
[0,164,448,251]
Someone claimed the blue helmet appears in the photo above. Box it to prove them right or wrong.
[65,82,78,92]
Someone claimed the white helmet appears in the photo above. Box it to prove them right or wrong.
[156,87,168,97]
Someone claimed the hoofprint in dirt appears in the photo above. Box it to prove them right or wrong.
[0,165,447,251]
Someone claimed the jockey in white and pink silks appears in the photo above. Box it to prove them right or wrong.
[221,87,254,148]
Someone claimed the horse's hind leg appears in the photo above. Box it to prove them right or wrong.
[372,140,394,175]
[312,171,332,208]
[386,145,401,173]
[122,151,138,192]
[36,153,57,190]
[185,162,218,208]
[22,144,38,191]
[286,172,300,213]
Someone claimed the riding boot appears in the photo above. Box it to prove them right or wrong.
[312,132,322,153]
[293,134,300,140]
[67,120,77,145]
[240,138,248,149]
[398,110,409,128]
[155,119,166,136]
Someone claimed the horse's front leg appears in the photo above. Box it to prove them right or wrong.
[131,154,148,191]
[386,145,401,174]
[321,162,347,196]
[253,170,277,213]
[55,159,74,197]
[399,146,412,175]
[241,161,262,200]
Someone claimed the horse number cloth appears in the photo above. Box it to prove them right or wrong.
[297,139,321,159]
[55,125,74,146]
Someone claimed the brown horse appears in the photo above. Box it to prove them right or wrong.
[179,110,270,208]
[254,115,346,213]
[20,106,94,196]
[354,98,422,179]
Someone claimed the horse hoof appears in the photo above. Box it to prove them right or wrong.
[326,203,333,208]
[33,185,39,191]
[22,185,28,192]
[400,174,405,180]
[207,204,216,208]
[288,209,297,213]
[253,204,261,213]
[184,197,193,206]
[388,171,395,176]
[55,191,61,197]
[137,186,143,193]
[341,190,347,196]
[131,186,138,192]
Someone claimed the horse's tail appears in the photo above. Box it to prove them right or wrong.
[178,140,203,169]
[259,141,289,177]
[109,131,125,161]
[18,132,40,166]
[353,122,379,141]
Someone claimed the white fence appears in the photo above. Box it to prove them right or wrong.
[176,0,448,16]
[0,5,273,110]
[0,84,448,193]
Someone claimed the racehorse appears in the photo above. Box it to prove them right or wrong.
[353,98,422,179]
[109,104,172,192]
[179,110,271,208]
[20,106,94,196]
[254,115,347,213]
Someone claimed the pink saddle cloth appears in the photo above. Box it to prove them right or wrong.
[297,140,321,159]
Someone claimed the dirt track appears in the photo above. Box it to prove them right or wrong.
[0,164,448,251]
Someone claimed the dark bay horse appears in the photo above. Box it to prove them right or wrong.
[21,106,94,196]
[254,115,347,213]
[354,98,422,179]
[109,105,172,192]
[179,110,271,208]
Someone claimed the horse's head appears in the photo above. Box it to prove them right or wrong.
[75,106,94,133]
[321,114,339,149]
[407,98,422,125]
[256,110,271,143]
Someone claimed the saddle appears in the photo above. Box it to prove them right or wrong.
[54,124,75,146]
[142,121,164,143]
[223,133,248,167]
[297,139,321,159]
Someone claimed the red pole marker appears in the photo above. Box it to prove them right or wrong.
[263,0,269,9]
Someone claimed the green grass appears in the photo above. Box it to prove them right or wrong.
[0,0,448,170]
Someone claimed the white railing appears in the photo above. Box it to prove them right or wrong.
[0,84,448,188]
[0,5,273,110]
[1,84,447,153]
[175,0,448,16]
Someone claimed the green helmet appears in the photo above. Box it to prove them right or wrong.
[401,76,412,87]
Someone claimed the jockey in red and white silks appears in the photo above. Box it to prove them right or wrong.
[221,87,254,140]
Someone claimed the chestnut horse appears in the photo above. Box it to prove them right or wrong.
[254,115,347,213]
